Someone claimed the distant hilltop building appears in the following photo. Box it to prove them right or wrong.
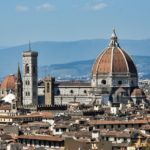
[0,29,146,106]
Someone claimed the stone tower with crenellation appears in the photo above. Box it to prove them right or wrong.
[44,76,55,105]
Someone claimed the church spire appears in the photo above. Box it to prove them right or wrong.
[16,63,23,106]
[17,63,22,81]
[109,28,119,47]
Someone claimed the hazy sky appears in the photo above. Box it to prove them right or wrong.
[0,0,149,46]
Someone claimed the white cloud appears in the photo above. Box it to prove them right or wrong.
[16,5,29,12]
[36,3,56,12]
[84,1,107,11]
[92,2,107,10]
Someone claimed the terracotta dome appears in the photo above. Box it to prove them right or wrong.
[131,88,145,97]
[0,74,17,90]
[92,29,137,76]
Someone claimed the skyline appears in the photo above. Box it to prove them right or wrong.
[0,0,150,46]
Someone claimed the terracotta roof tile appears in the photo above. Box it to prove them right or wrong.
[90,119,150,125]
[0,74,17,89]
[17,135,64,141]
[92,35,137,76]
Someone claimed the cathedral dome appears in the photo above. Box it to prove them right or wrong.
[92,29,137,77]
[0,74,16,90]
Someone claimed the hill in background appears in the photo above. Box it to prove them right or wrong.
[0,39,150,80]
[39,56,150,80]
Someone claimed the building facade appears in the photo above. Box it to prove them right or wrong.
[54,81,93,104]
[37,30,145,106]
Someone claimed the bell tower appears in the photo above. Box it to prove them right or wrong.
[44,76,55,105]
[22,43,38,105]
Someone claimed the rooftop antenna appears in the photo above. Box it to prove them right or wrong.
[29,40,31,51]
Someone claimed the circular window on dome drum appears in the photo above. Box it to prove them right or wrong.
[118,80,122,85]
[83,90,87,94]
[101,80,106,85]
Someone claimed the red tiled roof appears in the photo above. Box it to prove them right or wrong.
[101,131,131,138]
[90,119,150,125]
[92,32,137,76]
[40,111,54,119]
[14,114,42,119]
[17,135,64,141]
[0,104,11,110]
[21,122,49,127]
[0,75,17,89]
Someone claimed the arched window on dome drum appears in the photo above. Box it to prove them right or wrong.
[47,83,50,93]
[25,64,30,74]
